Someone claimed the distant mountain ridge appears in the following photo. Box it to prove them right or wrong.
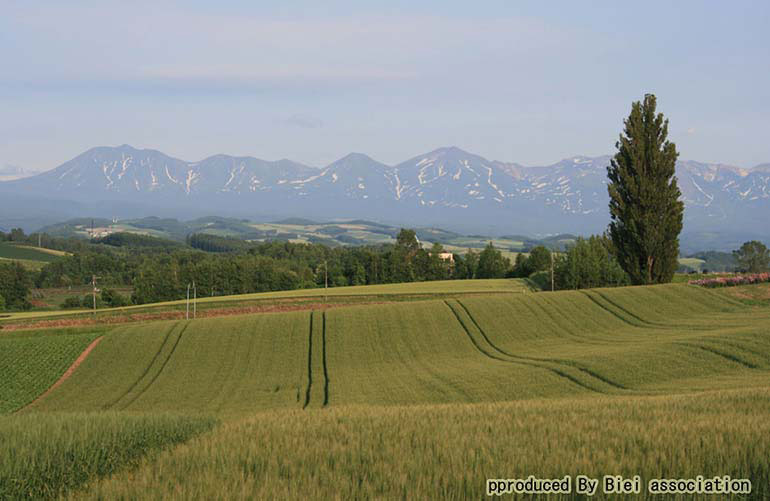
[1,144,768,251]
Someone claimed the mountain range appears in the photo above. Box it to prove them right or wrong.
[1,144,768,252]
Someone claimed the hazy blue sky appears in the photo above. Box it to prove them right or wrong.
[2,1,768,171]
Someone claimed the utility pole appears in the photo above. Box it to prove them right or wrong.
[91,275,99,315]
[324,260,328,302]
[187,282,197,320]
[38,233,41,248]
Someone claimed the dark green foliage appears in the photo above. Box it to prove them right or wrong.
[526,246,552,273]
[608,94,684,284]
[733,241,770,272]
[476,242,511,278]
[0,261,32,310]
[511,247,550,278]
[187,233,250,253]
[512,253,527,277]
[24,227,498,306]
[8,228,26,242]
[66,294,103,310]
[0,293,5,311]
[101,288,129,307]
[36,250,136,289]
[96,232,182,249]
[464,250,479,278]
[555,235,629,290]
[396,229,420,255]
[61,296,83,309]
[451,254,470,279]
[527,270,551,290]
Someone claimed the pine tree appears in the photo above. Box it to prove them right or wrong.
[607,94,684,285]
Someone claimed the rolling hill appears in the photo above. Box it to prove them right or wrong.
[35,216,570,253]
[13,283,769,415]
[3,281,770,499]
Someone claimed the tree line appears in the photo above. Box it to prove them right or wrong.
[0,228,526,309]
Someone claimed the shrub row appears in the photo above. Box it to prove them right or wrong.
[689,272,770,288]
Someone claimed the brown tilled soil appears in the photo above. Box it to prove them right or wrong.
[726,286,770,302]
[23,336,104,410]
[1,300,385,332]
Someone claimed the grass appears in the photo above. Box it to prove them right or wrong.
[31,313,310,414]
[67,388,770,500]
[0,278,530,322]
[0,332,99,413]
[325,301,588,405]
[0,242,65,262]
[0,412,216,500]
[4,281,770,498]
[25,283,770,412]
[722,282,770,305]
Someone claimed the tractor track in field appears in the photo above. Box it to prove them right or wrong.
[711,338,770,363]
[120,322,190,409]
[322,311,329,407]
[446,300,628,394]
[22,336,104,411]
[107,322,189,410]
[444,301,602,393]
[303,312,314,409]
[518,296,603,345]
[681,342,759,369]
[579,291,654,328]
[444,301,512,363]
[592,291,669,328]
[456,298,628,390]
[303,311,330,409]
[583,290,720,333]
[103,323,178,410]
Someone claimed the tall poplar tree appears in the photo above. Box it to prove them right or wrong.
[607,94,683,284]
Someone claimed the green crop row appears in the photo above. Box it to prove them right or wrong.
[0,242,62,263]
[0,333,98,414]
[0,412,216,500]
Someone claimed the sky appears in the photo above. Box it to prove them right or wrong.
[1,1,769,173]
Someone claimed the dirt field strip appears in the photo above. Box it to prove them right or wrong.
[22,336,104,410]
[0,301,389,332]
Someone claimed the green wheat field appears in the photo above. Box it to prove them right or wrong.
[2,280,770,499]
